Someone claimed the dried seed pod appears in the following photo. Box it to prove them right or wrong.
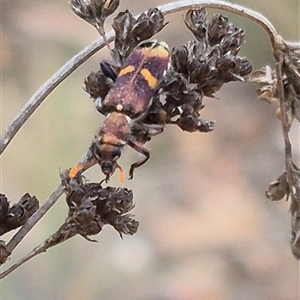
[112,10,137,61]
[0,194,9,220]
[4,205,27,229]
[170,9,252,101]
[220,30,246,55]
[112,8,167,63]
[79,215,103,237]
[70,0,119,28]
[0,240,10,265]
[251,42,300,126]
[111,214,139,237]
[182,89,204,109]
[184,7,208,41]
[94,187,134,217]
[208,14,238,46]
[132,8,167,42]
[76,200,97,225]
[161,71,190,100]
[84,70,113,106]
[61,172,138,238]
[4,193,39,230]
[265,172,290,201]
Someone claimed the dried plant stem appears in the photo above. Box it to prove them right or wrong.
[0,34,114,154]
[0,243,48,279]
[0,220,74,279]
[160,0,279,46]
[275,53,296,201]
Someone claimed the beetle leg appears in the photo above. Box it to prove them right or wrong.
[139,123,164,137]
[127,140,150,179]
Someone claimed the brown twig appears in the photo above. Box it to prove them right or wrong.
[0,219,74,279]
[0,242,51,279]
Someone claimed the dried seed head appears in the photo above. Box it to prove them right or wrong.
[133,8,166,42]
[251,42,300,127]
[76,200,97,224]
[0,194,9,220]
[171,9,252,99]
[111,214,139,237]
[1,193,39,235]
[208,14,245,51]
[70,0,119,28]
[61,172,138,238]
[152,8,252,136]
[265,172,290,201]
[4,205,27,229]
[2,193,39,231]
[84,70,113,102]
[184,7,208,41]
[0,241,10,264]
[112,8,167,63]
[112,10,137,61]
[79,215,103,237]
[250,66,278,104]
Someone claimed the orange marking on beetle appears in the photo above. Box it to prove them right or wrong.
[140,69,158,90]
[118,65,135,78]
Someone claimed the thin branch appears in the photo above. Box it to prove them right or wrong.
[0,243,48,279]
[158,0,279,48]
[0,34,114,154]
[274,52,296,202]
[0,219,74,279]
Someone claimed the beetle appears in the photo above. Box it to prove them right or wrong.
[69,40,170,182]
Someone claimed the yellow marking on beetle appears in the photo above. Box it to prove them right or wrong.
[116,104,123,112]
[140,45,169,59]
[117,65,135,78]
[140,69,158,90]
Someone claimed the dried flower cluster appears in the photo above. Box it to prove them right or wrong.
[71,0,120,31]
[0,193,39,264]
[0,193,39,236]
[71,2,300,261]
[59,170,138,241]
[84,6,252,148]
[251,43,300,128]
[251,41,300,259]
[67,2,252,247]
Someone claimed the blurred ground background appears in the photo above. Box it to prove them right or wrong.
[1,0,299,299]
